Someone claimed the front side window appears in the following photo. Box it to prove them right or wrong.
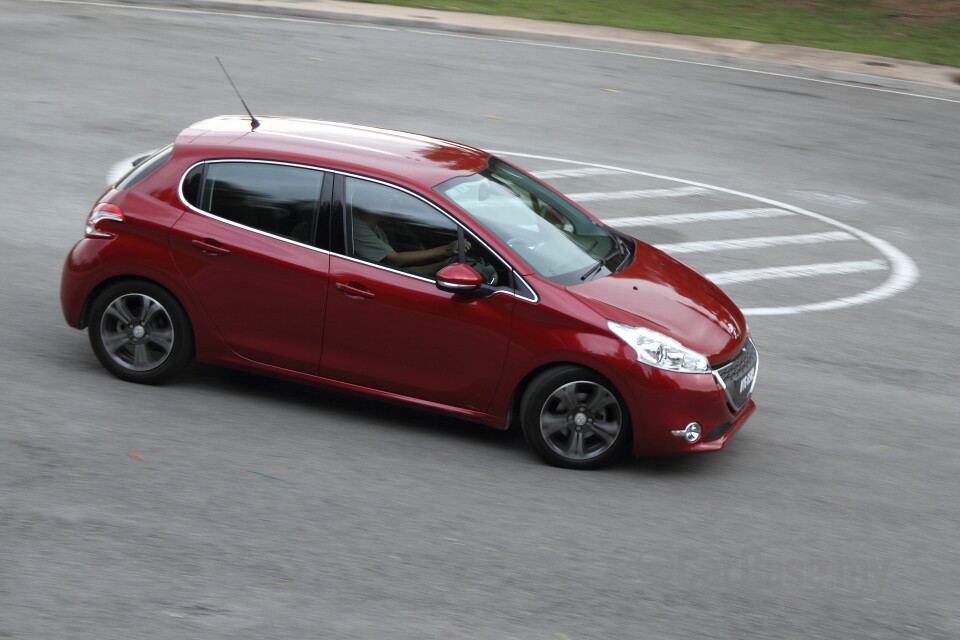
[183,161,324,245]
[435,157,631,285]
[343,176,509,287]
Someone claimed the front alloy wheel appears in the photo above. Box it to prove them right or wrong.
[521,366,629,469]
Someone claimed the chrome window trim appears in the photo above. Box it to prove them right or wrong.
[512,275,537,302]
[177,159,539,304]
[177,158,331,255]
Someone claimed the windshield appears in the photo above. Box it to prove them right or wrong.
[435,157,630,285]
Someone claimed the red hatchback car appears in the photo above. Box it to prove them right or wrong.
[61,115,757,468]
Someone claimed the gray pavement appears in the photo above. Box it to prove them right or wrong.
[3,1,959,639]
[130,0,960,88]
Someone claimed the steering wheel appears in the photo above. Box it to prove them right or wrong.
[463,255,498,286]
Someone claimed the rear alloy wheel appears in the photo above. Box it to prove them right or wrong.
[520,366,630,469]
[88,281,193,384]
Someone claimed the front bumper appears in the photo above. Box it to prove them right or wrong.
[622,351,758,456]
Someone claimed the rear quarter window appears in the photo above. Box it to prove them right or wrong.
[115,145,174,190]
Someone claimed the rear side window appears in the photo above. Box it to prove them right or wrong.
[115,145,173,190]
[183,161,325,245]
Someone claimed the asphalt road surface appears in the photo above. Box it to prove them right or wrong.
[2,1,959,638]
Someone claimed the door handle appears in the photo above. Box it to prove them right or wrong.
[191,238,231,256]
[335,282,375,300]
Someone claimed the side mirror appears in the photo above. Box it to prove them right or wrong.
[436,262,483,293]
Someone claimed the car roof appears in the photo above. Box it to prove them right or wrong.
[175,115,490,188]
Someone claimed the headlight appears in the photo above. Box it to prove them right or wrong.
[608,321,710,373]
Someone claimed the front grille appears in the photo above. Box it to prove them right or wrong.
[714,338,758,412]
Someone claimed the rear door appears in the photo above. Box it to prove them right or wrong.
[169,160,330,374]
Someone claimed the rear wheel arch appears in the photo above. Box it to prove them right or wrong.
[81,275,188,329]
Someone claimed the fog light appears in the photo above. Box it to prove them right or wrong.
[671,422,702,443]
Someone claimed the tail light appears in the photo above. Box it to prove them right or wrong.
[85,203,124,238]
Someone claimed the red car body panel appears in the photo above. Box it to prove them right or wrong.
[177,117,489,191]
[168,209,330,374]
[320,254,515,412]
[569,242,747,366]
[60,115,758,458]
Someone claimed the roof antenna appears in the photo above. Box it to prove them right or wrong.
[216,56,260,130]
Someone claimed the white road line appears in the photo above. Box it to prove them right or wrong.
[706,260,887,285]
[570,186,710,202]
[605,207,791,227]
[411,32,960,105]
[532,167,626,179]
[33,0,395,30]
[495,150,920,315]
[657,230,854,254]
[35,1,960,105]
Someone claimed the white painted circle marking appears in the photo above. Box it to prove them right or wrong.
[495,151,920,316]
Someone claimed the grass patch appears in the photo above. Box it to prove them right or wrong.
[355,0,960,67]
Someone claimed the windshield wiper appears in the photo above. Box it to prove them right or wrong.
[580,245,620,281]
[579,233,629,282]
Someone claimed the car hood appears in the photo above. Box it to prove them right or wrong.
[568,241,747,364]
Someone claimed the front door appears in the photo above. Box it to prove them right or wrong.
[319,176,515,412]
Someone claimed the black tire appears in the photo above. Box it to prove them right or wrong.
[87,280,194,384]
[520,366,630,469]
